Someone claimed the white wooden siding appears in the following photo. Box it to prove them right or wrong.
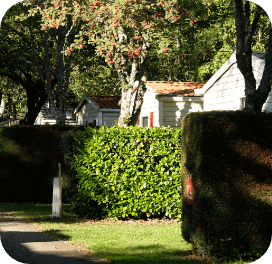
[77,103,98,126]
[131,87,159,127]
[204,59,272,112]
[163,101,203,129]
[204,64,246,111]
[130,84,204,128]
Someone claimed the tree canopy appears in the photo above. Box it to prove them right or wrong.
[27,0,198,126]
[1,0,272,124]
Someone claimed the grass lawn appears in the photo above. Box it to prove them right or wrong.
[0,203,251,264]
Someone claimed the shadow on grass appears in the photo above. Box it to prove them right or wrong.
[42,229,72,240]
[0,204,253,264]
[86,244,243,264]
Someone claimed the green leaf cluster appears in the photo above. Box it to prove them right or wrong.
[66,125,183,220]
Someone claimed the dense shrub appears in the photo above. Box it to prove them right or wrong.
[61,125,182,220]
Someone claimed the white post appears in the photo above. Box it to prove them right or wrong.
[52,163,62,218]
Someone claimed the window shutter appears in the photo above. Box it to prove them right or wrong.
[137,116,140,125]
[150,112,154,127]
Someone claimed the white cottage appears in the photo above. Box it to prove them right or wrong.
[195,51,272,112]
[120,81,205,129]
[74,96,121,127]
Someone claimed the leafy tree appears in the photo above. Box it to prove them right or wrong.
[148,0,270,84]
[69,50,121,100]
[35,0,196,126]
[0,54,50,124]
[1,1,99,125]
[2,0,270,121]
[0,1,122,126]
[144,0,199,82]
[0,3,49,124]
[195,0,270,82]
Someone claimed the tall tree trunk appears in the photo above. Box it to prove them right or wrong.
[1,71,48,125]
[35,23,74,125]
[24,80,47,125]
[117,32,151,127]
[118,84,134,127]
[176,38,182,81]
[116,26,138,127]
[12,104,17,119]
[233,0,272,112]
[129,36,150,126]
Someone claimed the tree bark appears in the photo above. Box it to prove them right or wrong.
[233,0,271,112]
[36,19,76,125]
[117,32,151,127]
[24,80,47,125]
[129,36,150,126]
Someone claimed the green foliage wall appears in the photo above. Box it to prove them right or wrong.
[62,126,182,220]
[181,111,272,261]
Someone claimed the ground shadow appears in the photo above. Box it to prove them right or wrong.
[0,230,108,264]
[0,209,250,264]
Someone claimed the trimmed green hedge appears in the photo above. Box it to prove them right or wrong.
[63,125,182,220]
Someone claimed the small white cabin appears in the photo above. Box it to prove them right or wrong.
[74,96,121,127]
[119,81,205,129]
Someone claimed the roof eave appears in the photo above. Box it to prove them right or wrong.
[74,96,88,115]
[155,94,204,101]
[196,51,237,95]
[196,51,266,96]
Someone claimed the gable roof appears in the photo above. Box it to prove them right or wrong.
[195,51,266,96]
[74,96,121,115]
[118,81,204,106]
